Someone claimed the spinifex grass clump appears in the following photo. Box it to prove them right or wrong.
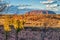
[0,15,25,32]
[4,17,11,32]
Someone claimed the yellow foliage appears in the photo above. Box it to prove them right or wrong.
[0,14,60,31]
[0,15,24,32]
[13,19,19,30]
[4,18,11,31]
[19,20,24,29]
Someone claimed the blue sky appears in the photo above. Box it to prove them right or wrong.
[4,0,60,14]
[4,0,60,8]
[5,0,46,9]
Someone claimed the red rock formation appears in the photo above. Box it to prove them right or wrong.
[26,10,56,15]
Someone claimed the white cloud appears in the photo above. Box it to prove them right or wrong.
[49,4,58,7]
[40,1,55,4]
[7,4,12,7]
[17,4,32,9]
[0,0,3,1]
[18,7,26,9]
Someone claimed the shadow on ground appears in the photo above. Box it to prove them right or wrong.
[0,26,60,40]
